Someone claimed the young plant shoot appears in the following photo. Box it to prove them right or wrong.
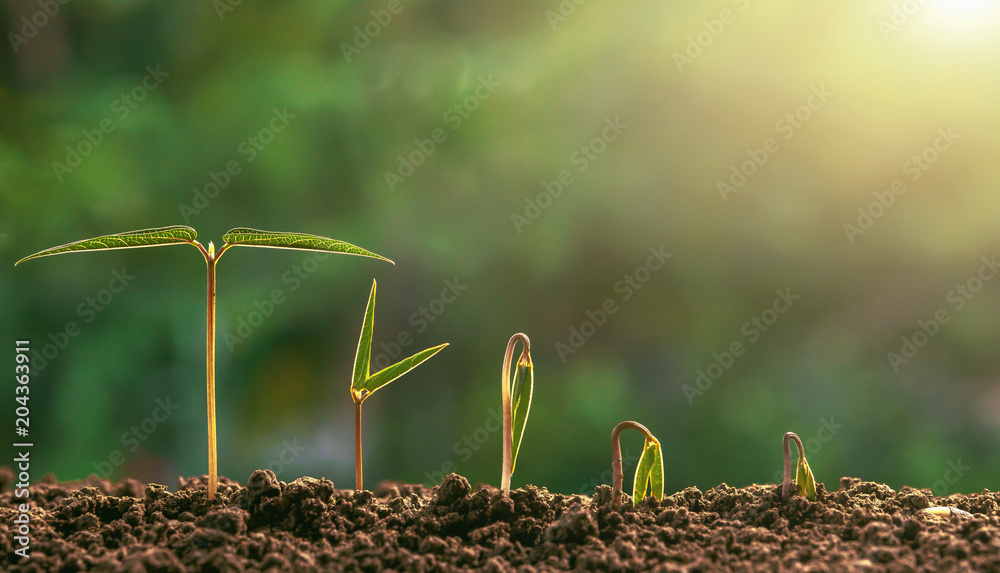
[16,226,392,500]
[782,431,817,501]
[350,279,447,491]
[611,421,664,509]
[500,333,533,495]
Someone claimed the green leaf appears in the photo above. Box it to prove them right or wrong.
[633,439,664,504]
[363,343,448,395]
[351,280,377,394]
[15,226,197,266]
[509,349,533,474]
[796,456,817,501]
[222,228,393,263]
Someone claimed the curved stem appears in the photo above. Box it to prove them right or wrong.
[500,333,530,495]
[611,420,655,510]
[781,431,805,500]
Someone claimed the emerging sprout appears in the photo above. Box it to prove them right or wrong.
[500,333,533,495]
[920,506,973,519]
[350,279,447,491]
[782,431,817,501]
[16,226,392,499]
[611,421,664,509]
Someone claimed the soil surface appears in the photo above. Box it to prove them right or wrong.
[2,467,1000,571]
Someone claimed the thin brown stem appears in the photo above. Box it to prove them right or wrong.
[611,420,655,510]
[782,432,805,500]
[205,242,218,500]
[355,398,364,491]
[501,333,530,495]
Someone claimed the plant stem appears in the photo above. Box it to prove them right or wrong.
[781,431,805,500]
[500,333,530,495]
[611,420,655,510]
[355,399,364,491]
[206,243,218,500]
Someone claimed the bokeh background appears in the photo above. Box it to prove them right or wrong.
[3,0,1000,498]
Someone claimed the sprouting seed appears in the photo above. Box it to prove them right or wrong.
[782,431,817,501]
[500,333,533,495]
[611,421,664,509]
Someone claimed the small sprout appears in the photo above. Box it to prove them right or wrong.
[920,506,973,519]
[350,279,447,491]
[782,431,817,501]
[501,333,533,495]
[611,421,664,509]
[16,226,391,499]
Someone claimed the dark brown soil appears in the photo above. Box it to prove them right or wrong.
[3,467,1000,571]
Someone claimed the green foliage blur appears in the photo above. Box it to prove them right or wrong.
[4,0,1000,498]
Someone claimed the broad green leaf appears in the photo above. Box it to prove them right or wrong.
[15,226,197,266]
[351,280,377,393]
[796,456,817,501]
[633,439,664,503]
[509,349,533,474]
[363,343,448,395]
[222,228,393,263]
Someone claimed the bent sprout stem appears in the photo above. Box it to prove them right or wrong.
[781,431,817,501]
[610,420,664,509]
[500,333,531,495]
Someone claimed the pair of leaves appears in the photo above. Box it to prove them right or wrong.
[509,342,533,474]
[15,226,393,266]
[796,455,817,501]
[633,438,665,504]
[351,280,447,402]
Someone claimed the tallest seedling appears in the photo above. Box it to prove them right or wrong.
[16,225,392,499]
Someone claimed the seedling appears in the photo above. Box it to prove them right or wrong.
[16,226,391,499]
[781,431,817,501]
[500,333,533,495]
[611,421,664,509]
[350,279,447,491]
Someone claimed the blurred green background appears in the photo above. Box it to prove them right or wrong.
[3,0,1000,498]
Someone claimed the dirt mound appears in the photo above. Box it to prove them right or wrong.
[3,470,999,571]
